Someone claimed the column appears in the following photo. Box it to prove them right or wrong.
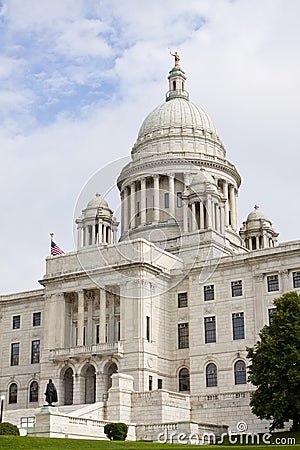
[254,273,265,330]
[84,227,89,246]
[183,198,188,232]
[130,182,136,228]
[77,226,82,249]
[279,270,289,292]
[98,221,103,244]
[123,187,129,233]
[262,233,268,248]
[140,178,146,225]
[220,204,225,234]
[229,185,237,230]
[256,236,260,250]
[103,224,107,243]
[77,290,85,346]
[120,190,124,234]
[222,180,229,227]
[99,288,106,343]
[92,224,96,245]
[235,190,239,230]
[168,174,175,219]
[206,198,212,228]
[191,202,197,231]
[215,204,220,232]
[87,292,94,345]
[248,237,252,250]
[200,202,205,229]
[153,175,160,223]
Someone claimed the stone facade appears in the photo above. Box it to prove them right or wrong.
[0,61,299,440]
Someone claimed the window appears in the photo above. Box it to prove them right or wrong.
[137,201,140,216]
[268,307,277,325]
[9,383,18,404]
[204,316,216,343]
[231,280,243,297]
[234,360,247,385]
[204,285,214,301]
[178,292,188,308]
[96,325,100,344]
[177,192,182,207]
[206,363,217,387]
[31,340,40,364]
[146,316,150,341]
[178,323,189,349]
[267,275,279,292]
[33,312,41,327]
[11,343,19,366]
[164,192,169,208]
[117,321,121,341]
[29,381,39,403]
[232,312,245,340]
[149,375,153,391]
[293,271,300,288]
[178,368,190,392]
[83,326,86,345]
[158,378,162,390]
[12,315,20,329]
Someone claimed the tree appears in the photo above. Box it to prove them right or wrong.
[104,422,128,440]
[247,292,300,431]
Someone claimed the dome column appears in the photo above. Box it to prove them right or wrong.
[77,225,83,249]
[229,185,237,231]
[123,187,129,234]
[120,190,125,234]
[215,204,220,232]
[222,181,229,227]
[140,178,146,225]
[191,202,197,231]
[153,175,160,223]
[220,202,225,234]
[206,198,212,228]
[130,182,136,228]
[168,174,175,220]
[200,202,205,230]
[98,221,103,244]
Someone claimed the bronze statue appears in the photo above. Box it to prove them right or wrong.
[45,379,58,406]
[170,51,180,66]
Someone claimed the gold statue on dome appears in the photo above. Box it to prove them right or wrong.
[170,51,180,66]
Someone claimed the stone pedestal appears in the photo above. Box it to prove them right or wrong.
[106,373,134,423]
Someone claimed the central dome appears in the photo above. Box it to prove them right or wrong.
[131,64,226,161]
[137,97,219,141]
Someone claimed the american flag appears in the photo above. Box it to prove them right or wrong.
[51,240,64,256]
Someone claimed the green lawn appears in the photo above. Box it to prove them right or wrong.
[0,434,300,450]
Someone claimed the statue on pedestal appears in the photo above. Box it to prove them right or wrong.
[45,379,58,406]
[170,51,180,66]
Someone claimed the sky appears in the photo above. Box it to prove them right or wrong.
[0,0,299,294]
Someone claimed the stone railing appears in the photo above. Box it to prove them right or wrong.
[49,341,123,361]
[191,390,251,403]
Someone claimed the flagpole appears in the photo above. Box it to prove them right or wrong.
[50,233,54,241]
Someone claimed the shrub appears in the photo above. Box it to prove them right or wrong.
[104,422,128,441]
[0,422,20,435]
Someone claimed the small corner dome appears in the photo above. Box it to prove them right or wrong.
[86,193,108,210]
[189,169,216,193]
[246,205,270,223]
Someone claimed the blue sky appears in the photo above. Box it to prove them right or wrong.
[0,0,300,293]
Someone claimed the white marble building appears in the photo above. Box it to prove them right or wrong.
[1,60,299,440]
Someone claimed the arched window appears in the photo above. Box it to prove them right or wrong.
[178,368,190,392]
[29,381,39,403]
[234,360,247,384]
[9,383,18,404]
[206,363,217,387]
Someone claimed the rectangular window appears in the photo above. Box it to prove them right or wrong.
[149,375,153,391]
[293,271,300,288]
[231,280,243,297]
[158,378,163,390]
[232,312,245,340]
[11,343,19,366]
[178,323,189,349]
[164,192,169,208]
[204,285,215,301]
[137,201,140,217]
[177,192,182,208]
[33,312,41,327]
[178,292,188,308]
[31,340,40,364]
[12,315,20,329]
[146,316,150,342]
[96,325,100,344]
[117,320,121,341]
[267,275,279,292]
[83,326,86,345]
[268,308,277,325]
[204,316,216,343]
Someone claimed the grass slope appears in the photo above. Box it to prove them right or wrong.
[0,433,299,449]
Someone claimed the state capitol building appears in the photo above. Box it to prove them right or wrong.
[1,57,299,440]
